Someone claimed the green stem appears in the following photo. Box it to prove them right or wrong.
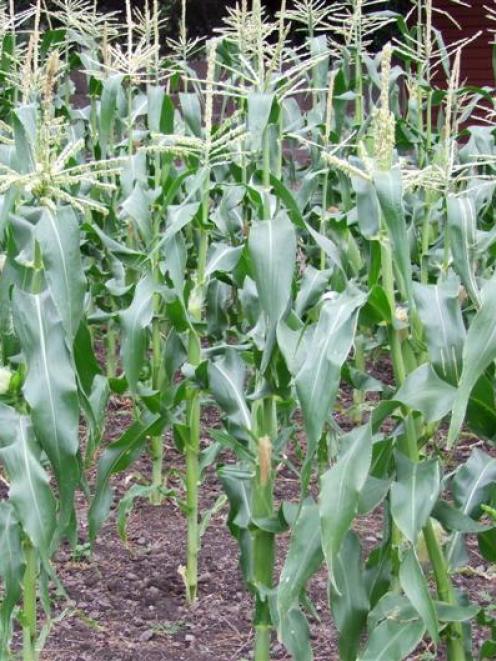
[417,86,424,167]
[106,318,117,379]
[423,521,466,661]
[184,172,210,602]
[127,82,134,156]
[354,47,364,125]
[254,625,271,661]
[275,107,283,183]
[149,291,165,505]
[149,434,164,504]
[352,334,365,424]
[443,214,451,276]
[64,41,71,108]
[185,329,201,604]
[420,191,433,284]
[90,94,98,157]
[253,399,275,661]
[22,543,37,661]
[426,88,432,156]
[320,172,329,270]
[151,301,162,387]
[11,22,18,106]
[262,127,271,220]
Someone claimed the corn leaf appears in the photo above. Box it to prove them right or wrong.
[320,424,372,591]
[447,275,496,447]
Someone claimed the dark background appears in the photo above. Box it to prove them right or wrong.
[26,0,410,40]
[13,1,489,84]
[120,0,409,39]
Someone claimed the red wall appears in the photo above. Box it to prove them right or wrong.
[433,1,493,87]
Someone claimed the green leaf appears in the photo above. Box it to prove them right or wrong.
[331,532,370,661]
[248,212,296,370]
[179,93,202,137]
[360,284,392,326]
[366,593,416,631]
[399,548,439,643]
[478,528,496,562]
[432,500,491,534]
[89,414,166,541]
[121,182,153,245]
[249,212,296,326]
[12,104,36,173]
[218,465,254,584]
[155,202,200,254]
[373,167,413,305]
[0,502,24,653]
[247,93,274,150]
[218,465,253,531]
[120,276,155,394]
[296,287,366,467]
[446,448,496,568]
[481,640,496,659]
[320,424,372,591]
[435,602,480,623]
[358,476,391,515]
[90,224,146,267]
[269,175,305,229]
[276,315,307,377]
[276,500,322,660]
[358,618,425,661]
[413,276,465,385]
[206,280,229,336]
[73,322,109,455]
[294,266,330,317]
[12,289,80,532]
[0,406,56,556]
[36,207,86,342]
[147,85,173,134]
[391,454,441,543]
[277,499,323,617]
[205,242,243,278]
[163,232,187,296]
[447,194,480,306]
[447,275,496,447]
[352,174,380,239]
[395,363,456,423]
[466,374,496,440]
[304,221,344,273]
[99,74,123,154]
[207,350,252,430]
[278,608,314,661]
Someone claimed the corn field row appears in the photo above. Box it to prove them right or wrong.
[0,0,495,659]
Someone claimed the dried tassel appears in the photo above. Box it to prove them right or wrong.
[258,436,272,488]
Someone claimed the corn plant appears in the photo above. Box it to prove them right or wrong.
[0,1,496,660]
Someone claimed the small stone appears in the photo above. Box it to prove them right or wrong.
[185,634,195,643]
[137,537,146,545]
[139,629,154,642]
